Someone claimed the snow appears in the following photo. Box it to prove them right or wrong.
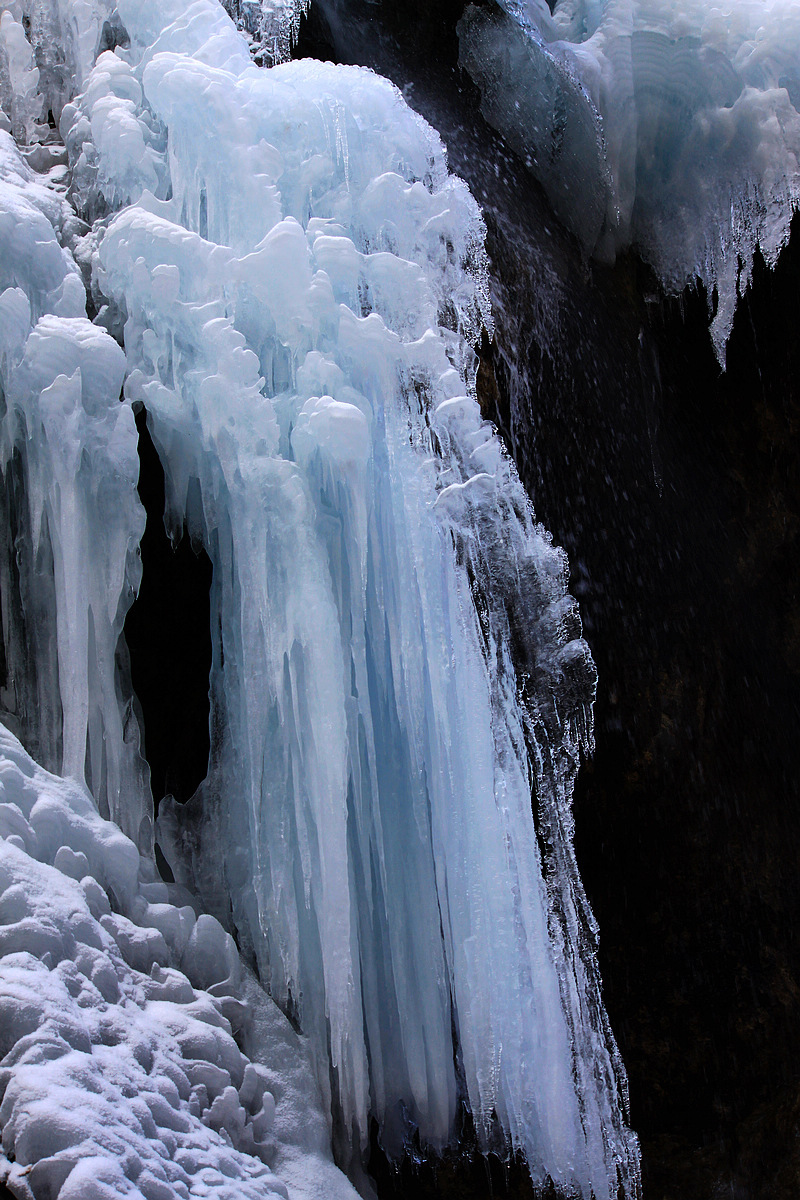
[0,722,358,1200]
[458,0,800,357]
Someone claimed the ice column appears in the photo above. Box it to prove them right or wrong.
[0,103,147,842]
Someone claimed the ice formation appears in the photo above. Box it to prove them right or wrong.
[220,0,310,67]
[458,0,800,356]
[0,127,150,843]
[0,723,358,1200]
[0,0,642,1197]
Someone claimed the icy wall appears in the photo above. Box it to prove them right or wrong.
[458,0,800,357]
[0,127,149,839]
[0,0,640,1197]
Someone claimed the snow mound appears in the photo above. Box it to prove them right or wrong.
[0,722,357,1200]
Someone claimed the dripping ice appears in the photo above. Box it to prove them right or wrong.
[0,0,648,1197]
[458,0,800,358]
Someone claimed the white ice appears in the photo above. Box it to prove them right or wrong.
[0,125,151,848]
[0,722,358,1200]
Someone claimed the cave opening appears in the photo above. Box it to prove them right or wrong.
[124,405,213,816]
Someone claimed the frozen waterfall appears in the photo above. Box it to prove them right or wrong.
[0,0,642,1197]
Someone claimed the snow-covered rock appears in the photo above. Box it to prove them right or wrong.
[0,722,358,1200]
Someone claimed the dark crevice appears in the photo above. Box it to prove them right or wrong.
[124,406,212,814]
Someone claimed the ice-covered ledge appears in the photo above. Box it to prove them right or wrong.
[458,0,800,360]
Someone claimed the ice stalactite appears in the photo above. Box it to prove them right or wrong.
[0,119,149,843]
[75,1,638,1194]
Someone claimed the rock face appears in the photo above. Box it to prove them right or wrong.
[296,2,800,1197]
[562,230,800,1200]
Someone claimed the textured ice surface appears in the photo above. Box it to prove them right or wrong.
[0,0,640,1196]
[0,722,358,1200]
[458,0,800,356]
[61,50,169,220]
[0,0,115,125]
[0,127,150,845]
[221,0,310,66]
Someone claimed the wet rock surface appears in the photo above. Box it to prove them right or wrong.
[295,3,800,1197]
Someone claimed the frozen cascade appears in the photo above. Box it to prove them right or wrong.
[458,0,800,358]
[0,0,641,1197]
[0,125,151,842]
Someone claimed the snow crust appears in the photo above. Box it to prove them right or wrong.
[458,0,800,356]
[0,722,358,1200]
[0,0,639,1196]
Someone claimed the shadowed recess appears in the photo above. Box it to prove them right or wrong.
[124,404,212,810]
